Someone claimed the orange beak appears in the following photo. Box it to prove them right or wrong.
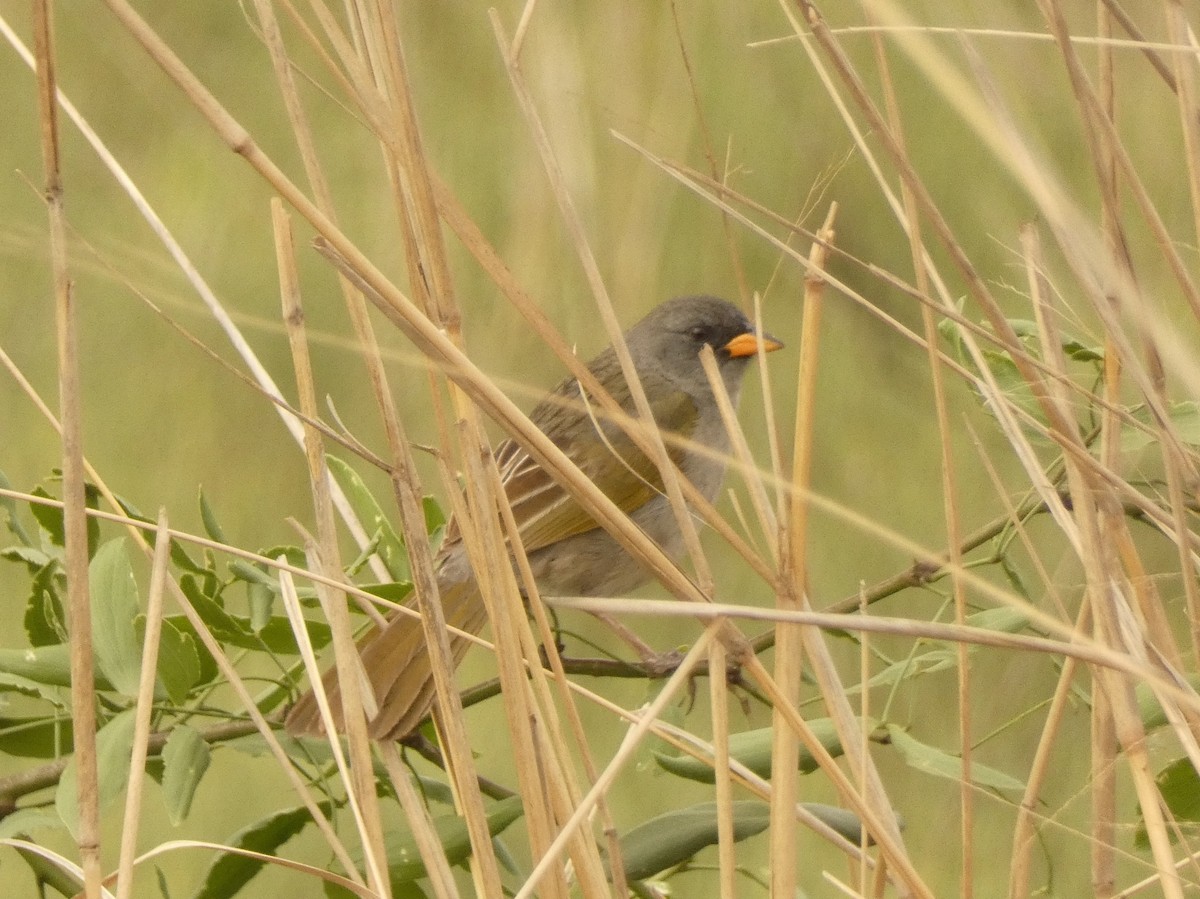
[724,330,784,359]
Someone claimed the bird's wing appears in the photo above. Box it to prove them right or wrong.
[492,383,698,554]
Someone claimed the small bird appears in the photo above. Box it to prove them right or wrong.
[285,295,782,740]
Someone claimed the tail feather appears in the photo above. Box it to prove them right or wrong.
[284,579,486,740]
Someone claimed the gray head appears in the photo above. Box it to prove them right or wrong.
[626,295,782,398]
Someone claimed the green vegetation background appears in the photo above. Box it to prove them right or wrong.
[0,2,1189,896]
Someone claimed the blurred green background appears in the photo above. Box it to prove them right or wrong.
[0,1,1193,895]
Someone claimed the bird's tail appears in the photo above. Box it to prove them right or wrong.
[284,579,487,741]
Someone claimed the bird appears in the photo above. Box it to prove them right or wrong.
[285,295,783,740]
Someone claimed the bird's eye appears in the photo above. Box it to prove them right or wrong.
[688,325,711,344]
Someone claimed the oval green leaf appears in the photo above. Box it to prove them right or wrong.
[653,717,844,783]
[89,539,143,696]
[886,724,1025,793]
[327,455,409,583]
[193,802,332,899]
[56,709,137,838]
[162,724,211,825]
[619,800,770,881]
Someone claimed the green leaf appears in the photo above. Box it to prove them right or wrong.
[361,581,413,606]
[939,315,1098,436]
[1,544,54,574]
[0,807,65,839]
[1136,758,1200,848]
[0,469,33,545]
[964,606,1029,634]
[1170,401,1200,445]
[90,539,144,696]
[1137,675,1200,732]
[192,802,333,899]
[259,545,307,569]
[56,709,137,838]
[853,650,958,693]
[1158,757,1200,821]
[1124,401,1200,453]
[30,486,67,547]
[886,725,1025,793]
[116,498,207,574]
[356,795,524,887]
[24,562,67,647]
[937,313,965,355]
[980,347,1042,421]
[423,496,446,550]
[198,488,226,544]
[846,612,1027,700]
[1006,318,1104,364]
[181,575,253,645]
[30,481,100,556]
[163,616,220,687]
[802,803,867,844]
[180,575,331,654]
[254,616,333,654]
[8,842,89,897]
[156,866,173,899]
[228,560,276,589]
[228,733,393,786]
[146,618,202,705]
[345,530,384,577]
[327,455,410,582]
[1061,335,1104,363]
[618,801,770,881]
[161,725,210,825]
[326,879,427,899]
[654,718,845,783]
[0,671,67,703]
[0,643,90,687]
[248,582,273,633]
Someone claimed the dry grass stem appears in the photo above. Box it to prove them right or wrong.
[32,1,101,895]
[1166,1,1200,244]
[769,203,835,898]
[400,454,502,894]
[708,638,737,899]
[856,582,872,896]
[513,629,719,899]
[0,382,363,876]
[0,6,390,583]
[311,239,749,625]
[379,743,463,899]
[7,2,1200,896]
[441,438,547,899]
[255,0,425,539]
[744,649,928,897]
[701,347,779,563]
[486,460,612,896]
[124,839,373,897]
[489,9,719,602]
[866,14,975,890]
[276,200,390,895]
[276,567,373,883]
[113,511,171,899]
[12,476,1195,694]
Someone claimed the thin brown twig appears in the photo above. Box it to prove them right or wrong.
[770,203,836,898]
[114,513,172,899]
[275,200,390,897]
[864,14,974,889]
[31,1,101,895]
[1097,0,1178,91]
